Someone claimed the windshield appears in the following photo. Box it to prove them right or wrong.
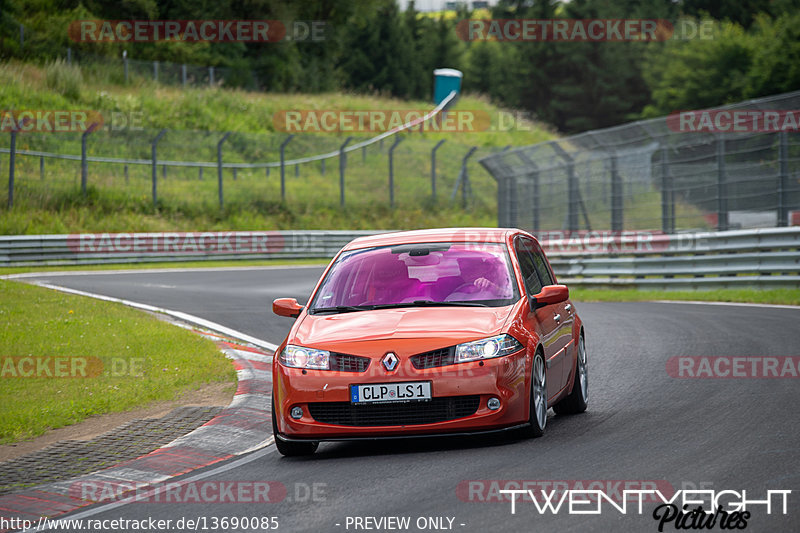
[310,242,519,312]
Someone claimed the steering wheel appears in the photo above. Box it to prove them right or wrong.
[450,282,481,295]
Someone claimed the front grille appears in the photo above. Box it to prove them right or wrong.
[329,353,370,372]
[410,347,455,369]
[308,395,480,426]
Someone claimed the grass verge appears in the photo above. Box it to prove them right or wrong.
[0,258,328,277]
[0,279,236,444]
[570,288,800,306]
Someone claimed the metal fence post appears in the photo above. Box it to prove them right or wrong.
[321,158,325,176]
[124,164,129,183]
[295,163,299,177]
[153,61,159,82]
[7,131,17,208]
[566,161,578,231]
[199,167,204,180]
[233,167,238,181]
[431,139,445,201]
[480,156,517,227]
[610,153,623,232]
[123,51,128,83]
[517,152,540,233]
[279,134,294,201]
[339,137,353,207]
[217,132,232,209]
[388,137,404,208]
[451,147,478,209]
[209,67,215,86]
[40,156,45,181]
[660,147,668,233]
[181,64,187,88]
[778,131,789,227]
[151,129,167,206]
[19,24,24,49]
[550,143,579,231]
[716,135,728,231]
[81,122,99,197]
[162,164,167,180]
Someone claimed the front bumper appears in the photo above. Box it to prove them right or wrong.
[273,350,529,439]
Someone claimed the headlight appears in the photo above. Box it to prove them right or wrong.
[454,334,523,364]
[280,345,330,370]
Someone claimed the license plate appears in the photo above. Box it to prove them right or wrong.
[350,382,431,404]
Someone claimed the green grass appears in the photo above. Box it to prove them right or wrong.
[0,60,713,235]
[0,257,328,276]
[570,288,800,306]
[0,60,561,235]
[0,279,236,444]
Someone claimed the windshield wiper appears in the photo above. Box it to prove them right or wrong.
[310,305,374,315]
[372,300,489,310]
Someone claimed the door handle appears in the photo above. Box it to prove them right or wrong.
[565,304,572,313]
[554,314,561,322]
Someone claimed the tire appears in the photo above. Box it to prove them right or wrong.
[521,352,547,438]
[272,400,318,457]
[553,334,588,415]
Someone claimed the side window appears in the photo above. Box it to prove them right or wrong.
[530,243,554,287]
[514,238,542,296]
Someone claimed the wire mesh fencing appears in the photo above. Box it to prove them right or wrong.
[1,92,507,216]
[480,91,800,234]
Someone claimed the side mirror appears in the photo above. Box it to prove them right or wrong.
[529,284,569,311]
[273,298,303,318]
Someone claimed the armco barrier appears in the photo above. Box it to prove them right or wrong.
[0,230,381,267]
[1,228,799,289]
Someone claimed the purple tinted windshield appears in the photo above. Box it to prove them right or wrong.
[311,243,519,309]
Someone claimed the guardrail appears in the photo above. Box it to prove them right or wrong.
[2,228,798,289]
[545,227,800,289]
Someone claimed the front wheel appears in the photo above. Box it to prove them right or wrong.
[553,334,588,415]
[521,352,547,438]
[272,400,318,457]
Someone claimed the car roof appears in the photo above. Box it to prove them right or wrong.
[342,227,523,251]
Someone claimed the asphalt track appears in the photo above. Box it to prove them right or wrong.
[19,267,800,532]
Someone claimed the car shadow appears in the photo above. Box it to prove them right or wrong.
[284,412,574,461]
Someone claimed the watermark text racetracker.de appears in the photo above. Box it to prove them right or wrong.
[1,110,104,133]
[456,18,715,42]
[456,229,713,255]
[456,19,672,41]
[0,356,145,378]
[668,109,800,133]
[273,109,540,134]
[1,109,145,132]
[69,19,327,43]
[69,231,287,255]
[666,356,800,379]
[67,479,324,504]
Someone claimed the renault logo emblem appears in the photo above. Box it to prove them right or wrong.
[382,352,399,371]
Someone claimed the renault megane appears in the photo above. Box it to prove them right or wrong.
[271,228,587,456]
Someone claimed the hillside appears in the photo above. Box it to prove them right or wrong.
[0,61,556,234]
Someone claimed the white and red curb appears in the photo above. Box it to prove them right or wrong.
[0,330,274,530]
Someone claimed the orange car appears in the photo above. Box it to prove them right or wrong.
[271,228,587,456]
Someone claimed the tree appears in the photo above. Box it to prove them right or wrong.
[339,0,417,98]
[641,18,753,116]
[744,12,800,98]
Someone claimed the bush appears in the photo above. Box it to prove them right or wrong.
[44,59,83,100]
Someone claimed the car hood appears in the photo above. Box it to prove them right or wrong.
[290,306,515,350]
